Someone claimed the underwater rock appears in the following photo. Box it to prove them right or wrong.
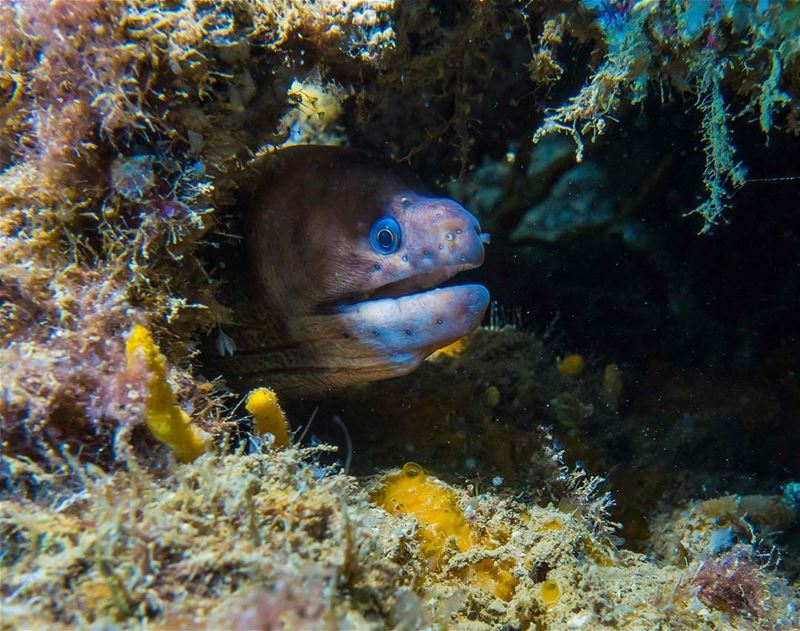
[447,135,578,236]
[511,162,616,243]
[647,494,797,568]
[447,154,514,223]
[0,448,390,629]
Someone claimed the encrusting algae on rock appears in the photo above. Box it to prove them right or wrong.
[125,325,209,463]
[0,0,395,460]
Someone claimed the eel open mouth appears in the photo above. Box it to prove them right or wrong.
[366,264,478,301]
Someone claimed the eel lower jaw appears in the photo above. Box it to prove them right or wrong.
[335,283,490,361]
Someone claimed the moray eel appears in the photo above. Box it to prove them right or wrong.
[215,145,490,396]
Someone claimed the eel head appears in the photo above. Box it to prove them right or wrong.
[221,146,490,395]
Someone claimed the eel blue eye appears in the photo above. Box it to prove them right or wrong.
[369,216,401,254]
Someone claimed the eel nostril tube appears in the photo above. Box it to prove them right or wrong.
[479,232,492,245]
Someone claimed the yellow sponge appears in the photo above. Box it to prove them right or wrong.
[557,353,586,377]
[125,325,209,463]
[245,387,290,448]
[373,463,517,600]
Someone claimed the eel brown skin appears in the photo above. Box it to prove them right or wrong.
[210,145,490,396]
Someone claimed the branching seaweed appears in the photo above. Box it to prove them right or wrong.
[530,0,798,229]
[690,60,747,231]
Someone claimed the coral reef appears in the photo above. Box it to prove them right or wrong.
[1,1,798,629]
